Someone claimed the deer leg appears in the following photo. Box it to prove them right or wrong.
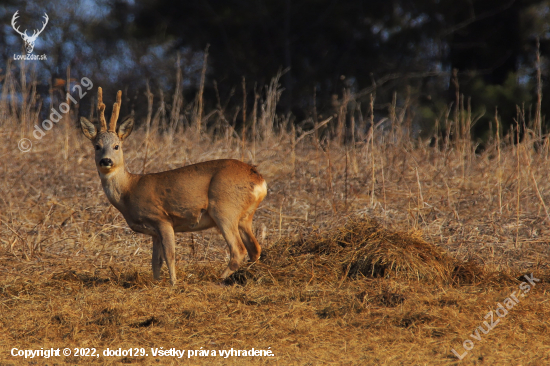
[212,216,247,279]
[239,217,261,262]
[152,236,164,281]
[157,223,177,286]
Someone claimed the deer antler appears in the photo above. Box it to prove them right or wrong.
[97,87,108,131]
[11,12,48,40]
[31,13,48,39]
[108,91,122,132]
[11,11,27,37]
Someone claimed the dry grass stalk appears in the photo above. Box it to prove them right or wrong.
[194,44,209,135]
[370,94,376,207]
[259,71,283,140]
[252,86,258,162]
[336,88,350,144]
[515,114,521,248]
[452,68,459,142]
[169,53,183,135]
[142,81,153,173]
[496,108,503,213]
[241,76,247,161]
[535,37,543,139]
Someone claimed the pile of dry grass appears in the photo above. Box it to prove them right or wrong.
[232,215,509,287]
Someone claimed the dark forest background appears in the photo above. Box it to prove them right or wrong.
[1,0,549,140]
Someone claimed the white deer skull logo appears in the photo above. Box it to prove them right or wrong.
[11,11,49,54]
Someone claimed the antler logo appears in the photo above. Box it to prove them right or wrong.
[11,11,49,54]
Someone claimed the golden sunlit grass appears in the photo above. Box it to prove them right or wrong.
[0,64,550,365]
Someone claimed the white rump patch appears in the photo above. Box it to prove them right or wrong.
[253,180,267,200]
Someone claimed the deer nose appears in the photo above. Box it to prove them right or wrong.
[99,158,113,167]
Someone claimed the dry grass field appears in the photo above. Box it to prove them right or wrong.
[1,68,550,365]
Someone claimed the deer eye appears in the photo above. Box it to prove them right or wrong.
[114,145,119,150]
[95,145,100,150]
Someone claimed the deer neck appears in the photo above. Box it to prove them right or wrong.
[98,165,135,211]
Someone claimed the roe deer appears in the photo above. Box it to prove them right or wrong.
[80,87,267,285]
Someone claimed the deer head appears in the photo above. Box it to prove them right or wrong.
[80,88,134,176]
[11,11,49,54]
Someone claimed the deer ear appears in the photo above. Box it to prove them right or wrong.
[80,117,97,140]
[117,115,134,141]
